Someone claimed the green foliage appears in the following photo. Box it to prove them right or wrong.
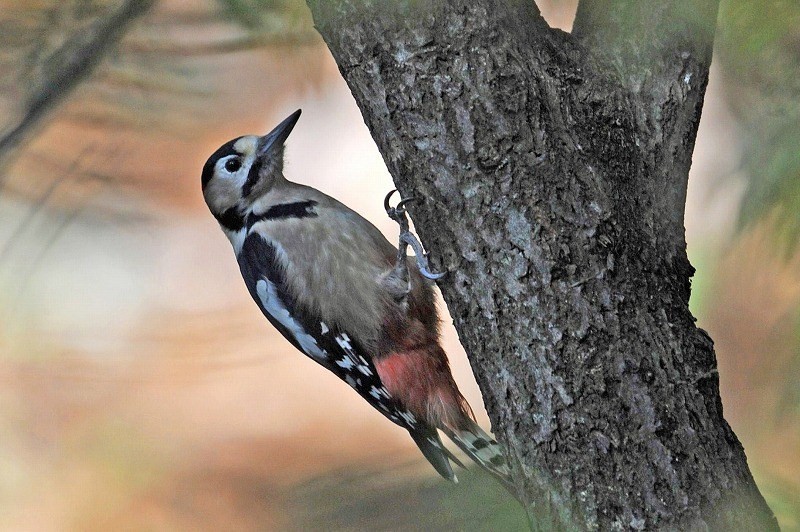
[777,311,800,422]
[687,246,714,318]
[717,0,800,256]
[290,464,528,531]
[216,0,311,33]
[753,470,800,532]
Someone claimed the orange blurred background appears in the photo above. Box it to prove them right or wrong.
[1,0,798,530]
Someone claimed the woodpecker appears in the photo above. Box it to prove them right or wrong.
[201,109,512,489]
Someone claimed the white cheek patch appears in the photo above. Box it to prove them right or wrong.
[256,279,327,361]
[206,176,243,214]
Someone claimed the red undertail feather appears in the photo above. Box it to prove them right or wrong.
[374,345,472,429]
[374,345,513,490]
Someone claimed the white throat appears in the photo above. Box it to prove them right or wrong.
[223,226,247,255]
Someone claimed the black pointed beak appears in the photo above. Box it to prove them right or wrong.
[257,109,301,156]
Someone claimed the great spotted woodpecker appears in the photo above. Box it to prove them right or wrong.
[201,109,511,488]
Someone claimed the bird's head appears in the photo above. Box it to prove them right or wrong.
[201,109,301,231]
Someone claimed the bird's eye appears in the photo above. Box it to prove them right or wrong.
[224,158,242,173]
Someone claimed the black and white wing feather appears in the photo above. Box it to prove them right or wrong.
[236,231,457,480]
[237,233,409,425]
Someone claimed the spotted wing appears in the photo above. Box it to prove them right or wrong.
[237,232,416,426]
[237,231,457,480]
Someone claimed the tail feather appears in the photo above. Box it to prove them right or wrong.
[409,425,457,482]
[441,418,514,491]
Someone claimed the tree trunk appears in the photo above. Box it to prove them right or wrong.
[305,0,778,529]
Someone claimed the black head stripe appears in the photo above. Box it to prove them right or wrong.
[201,136,243,190]
[241,154,264,198]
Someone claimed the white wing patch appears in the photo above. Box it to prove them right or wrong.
[399,411,417,426]
[334,333,374,376]
[256,279,327,361]
[369,385,390,400]
[336,357,355,370]
[335,333,353,351]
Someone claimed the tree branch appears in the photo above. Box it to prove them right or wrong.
[573,0,719,255]
[0,0,155,176]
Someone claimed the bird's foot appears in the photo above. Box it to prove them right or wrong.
[384,190,446,281]
[384,189,415,229]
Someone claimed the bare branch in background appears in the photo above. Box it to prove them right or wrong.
[0,0,155,177]
[0,147,94,263]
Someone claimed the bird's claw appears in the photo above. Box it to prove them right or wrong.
[384,189,397,208]
[386,189,422,216]
[419,261,447,280]
[385,188,447,280]
[395,197,418,213]
[384,189,399,214]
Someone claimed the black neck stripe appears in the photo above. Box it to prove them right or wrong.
[217,206,245,232]
[247,200,318,229]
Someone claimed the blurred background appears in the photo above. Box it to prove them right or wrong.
[0,0,797,530]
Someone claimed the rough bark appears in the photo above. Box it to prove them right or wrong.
[306,0,778,529]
